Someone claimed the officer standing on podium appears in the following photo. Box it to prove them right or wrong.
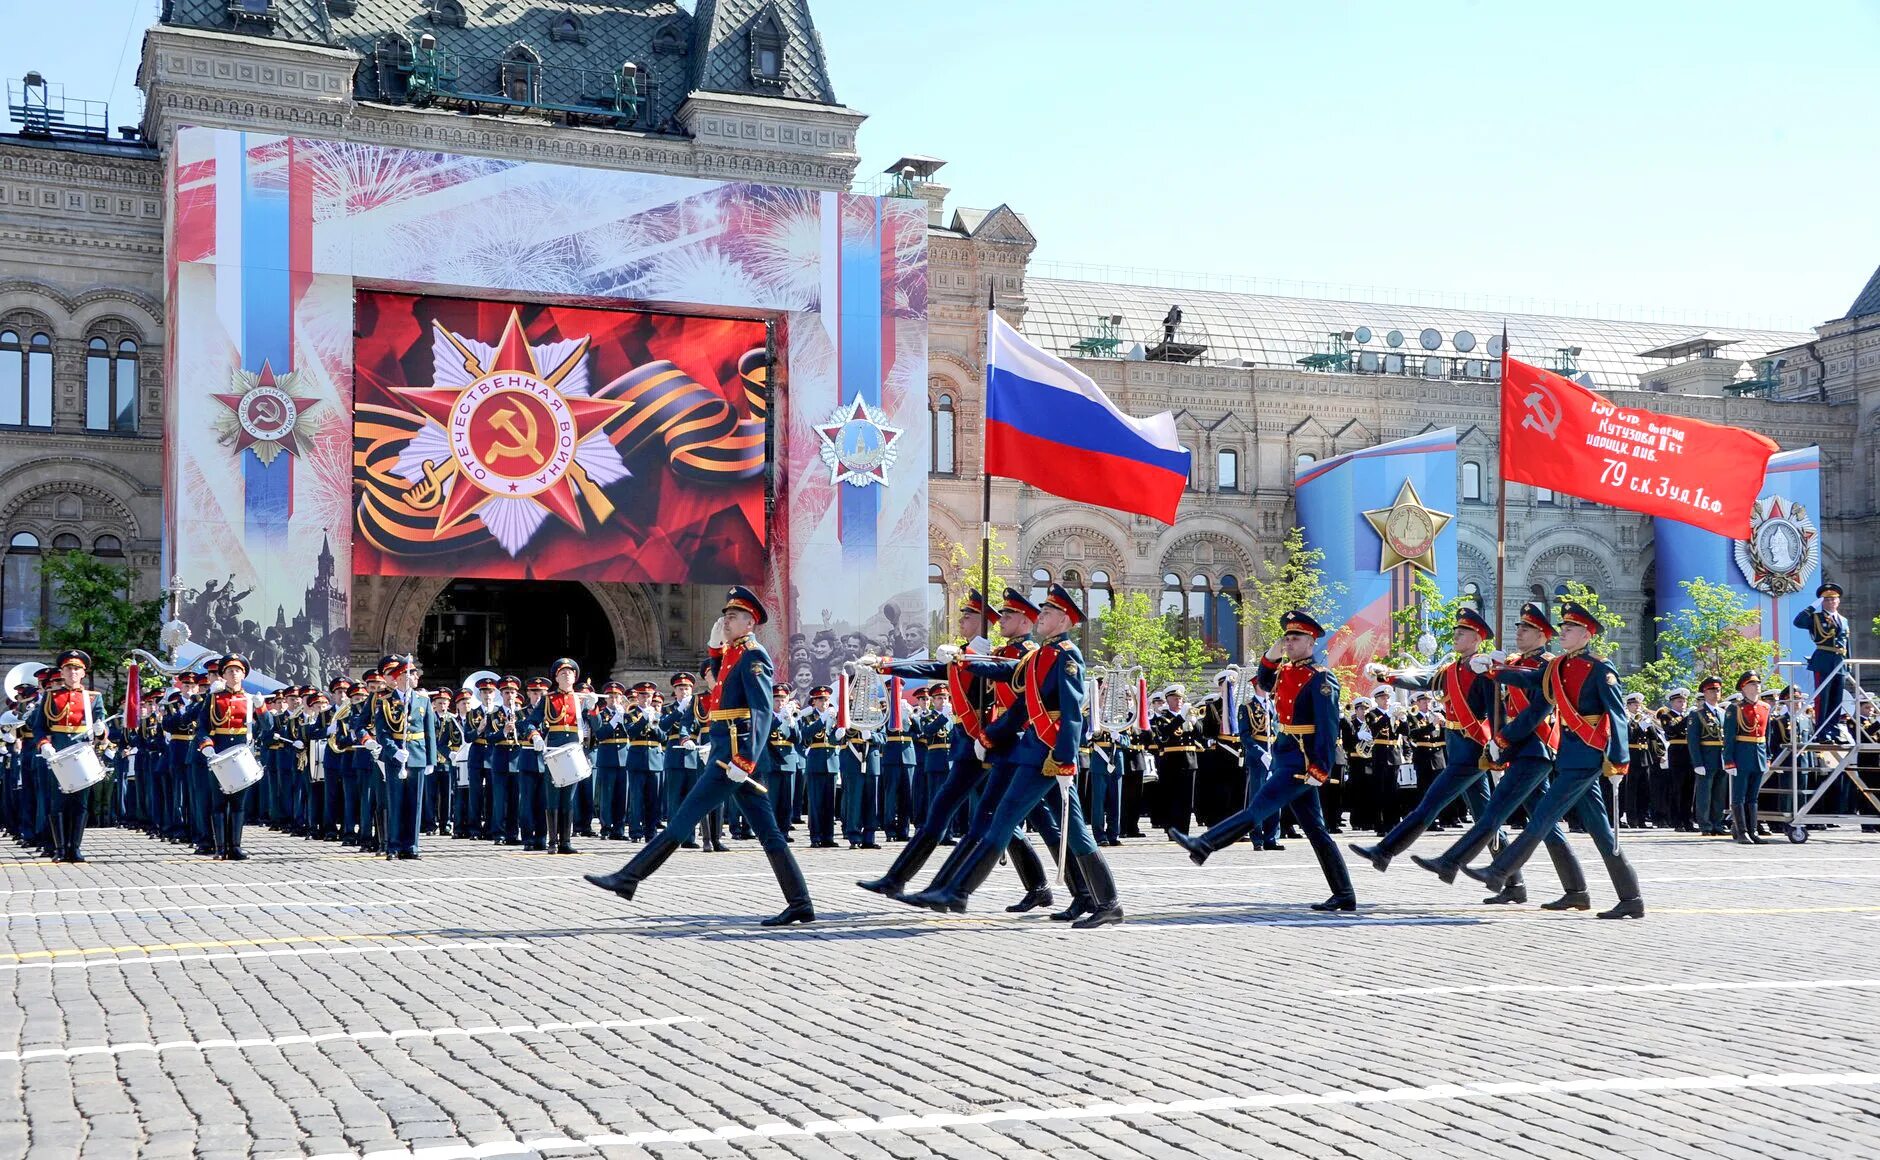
[1794,582,1850,740]
[586,586,814,926]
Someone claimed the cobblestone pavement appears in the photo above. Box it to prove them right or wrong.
[2,825,1879,1160]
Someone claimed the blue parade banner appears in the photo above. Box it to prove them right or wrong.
[1294,429,1458,689]
[1653,446,1821,672]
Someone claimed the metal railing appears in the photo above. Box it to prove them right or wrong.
[369,47,661,129]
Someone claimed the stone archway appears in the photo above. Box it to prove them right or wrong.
[374,576,661,680]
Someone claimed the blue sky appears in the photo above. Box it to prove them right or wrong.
[10,0,1878,328]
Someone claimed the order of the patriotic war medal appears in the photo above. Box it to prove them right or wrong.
[815,396,902,487]
[1734,495,1817,596]
[213,362,320,465]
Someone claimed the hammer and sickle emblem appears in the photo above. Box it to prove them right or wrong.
[1521,385,1562,439]
[251,396,284,427]
[485,405,544,467]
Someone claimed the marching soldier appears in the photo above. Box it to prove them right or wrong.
[1688,676,1731,836]
[1351,608,1506,874]
[27,650,105,862]
[586,586,815,926]
[904,584,1123,928]
[1408,602,1588,907]
[1793,582,1851,741]
[1169,611,1356,912]
[371,655,436,860]
[1460,602,1643,920]
[1725,671,1770,844]
[800,685,841,847]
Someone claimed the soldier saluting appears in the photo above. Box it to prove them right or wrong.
[587,587,814,926]
[1793,582,1851,741]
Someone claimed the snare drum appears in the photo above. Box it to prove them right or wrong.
[47,742,107,794]
[544,741,591,788]
[207,743,265,795]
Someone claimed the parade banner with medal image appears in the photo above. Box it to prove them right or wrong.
[1294,429,1459,693]
[351,292,769,584]
[1654,446,1821,670]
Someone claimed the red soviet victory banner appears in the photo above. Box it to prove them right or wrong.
[1500,356,1777,539]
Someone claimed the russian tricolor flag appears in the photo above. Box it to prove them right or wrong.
[985,313,1191,524]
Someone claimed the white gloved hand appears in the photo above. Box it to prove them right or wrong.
[723,761,750,784]
[1659,755,1669,769]
[291,740,305,750]
[935,643,961,664]
[1364,662,1390,679]
[1486,741,1501,764]
[389,748,407,764]
[1469,653,1493,674]
[1357,728,1373,744]
[1490,649,1509,664]
[37,742,54,759]
[532,738,547,753]
[708,616,728,649]
[209,678,225,694]
[1264,643,1283,662]
[973,741,987,761]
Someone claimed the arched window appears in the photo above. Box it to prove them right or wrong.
[551,11,583,42]
[86,336,139,433]
[1187,573,1210,639]
[1030,567,1051,609]
[50,533,80,553]
[1216,573,1243,663]
[1179,446,1195,490]
[1217,448,1239,492]
[1159,572,1183,619]
[1462,581,1482,610]
[749,10,785,83]
[93,534,123,557]
[930,394,956,474]
[2,532,40,642]
[1087,569,1112,624]
[1295,452,1316,473]
[927,562,948,645]
[1,329,52,428]
[1530,583,1545,600]
[1461,461,1482,502]
[501,45,541,103]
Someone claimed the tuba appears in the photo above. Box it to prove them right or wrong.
[1090,658,1145,732]
[844,661,889,732]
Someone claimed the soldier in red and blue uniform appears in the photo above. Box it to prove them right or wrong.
[1793,582,1850,740]
[1725,670,1770,844]
[587,586,813,926]
[1168,611,1356,912]
[1460,602,1644,919]
[1351,608,1507,872]
[866,589,1054,912]
[192,655,257,860]
[539,659,586,855]
[901,584,1122,927]
[1409,602,1589,908]
[27,649,105,862]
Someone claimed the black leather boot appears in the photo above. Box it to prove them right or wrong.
[1460,861,1508,893]
[1596,848,1645,919]
[904,839,1001,913]
[759,845,814,926]
[1005,835,1050,905]
[1167,826,1213,866]
[1483,879,1528,905]
[1347,842,1391,874]
[584,834,680,901]
[859,829,937,897]
[1308,821,1357,911]
[899,838,976,909]
[1746,800,1765,844]
[1410,853,1458,884]
[1050,855,1093,921]
[1070,852,1123,928]
[1731,809,1750,844]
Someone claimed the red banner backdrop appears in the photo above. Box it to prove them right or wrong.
[1499,356,1777,539]
[352,292,770,582]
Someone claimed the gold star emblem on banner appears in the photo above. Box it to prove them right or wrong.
[1364,479,1453,575]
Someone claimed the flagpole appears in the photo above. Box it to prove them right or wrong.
[981,286,995,613]
[1496,321,1509,641]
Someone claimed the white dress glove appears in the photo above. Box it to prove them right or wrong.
[858,653,882,670]
[37,742,54,759]
[291,740,305,750]
[1357,728,1373,744]
[935,644,961,664]
[724,762,750,783]
[708,616,728,649]
[973,741,987,761]
[1364,662,1390,679]
[1469,653,1493,674]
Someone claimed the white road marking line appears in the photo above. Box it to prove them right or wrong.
[1329,977,1880,999]
[1,898,438,922]
[0,1015,701,1063]
[0,939,516,974]
[292,1069,1880,1159]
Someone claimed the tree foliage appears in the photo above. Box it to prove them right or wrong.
[1382,570,1473,669]
[1625,577,1777,705]
[937,526,1015,643]
[1096,590,1216,695]
[1553,581,1624,660]
[1237,526,1344,657]
[39,550,163,700]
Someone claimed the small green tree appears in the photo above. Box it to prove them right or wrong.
[1097,589,1216,694]
[1238,526,1344,658]
[936,526,1015,644]
[1552,580,1625,660]
[1627,578,1777,705]
[38,550,163,701]
[1383,570,1473,668]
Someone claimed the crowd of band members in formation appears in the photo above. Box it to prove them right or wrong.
[0,583,1866,924]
